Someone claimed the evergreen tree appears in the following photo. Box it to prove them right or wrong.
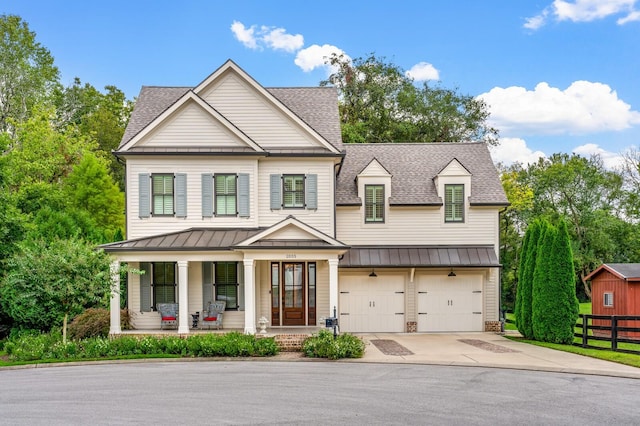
[532,220,579,343]
[516,219,541,339]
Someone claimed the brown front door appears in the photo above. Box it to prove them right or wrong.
[282,263,305,326]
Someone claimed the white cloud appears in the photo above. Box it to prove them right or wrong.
[405,62,439,81]
[260,26,304,52]
[230,21,258,49]
[478,81,640,136]
[572,143,624,169]
[524,0,639,29]
[294,44,348,73]
[490,137,546,166]
[231,21,303,52]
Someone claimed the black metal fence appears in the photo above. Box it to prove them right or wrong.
[575,314,640,355]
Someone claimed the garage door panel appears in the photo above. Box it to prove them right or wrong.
[339,275,405,333]
[417,274,483,332]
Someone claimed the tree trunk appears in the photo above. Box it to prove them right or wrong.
[63,313,68,344]
[580,272,592,300]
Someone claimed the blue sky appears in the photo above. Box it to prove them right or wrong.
[4,0,640,167]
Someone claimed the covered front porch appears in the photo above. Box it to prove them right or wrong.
[103,218,348,335]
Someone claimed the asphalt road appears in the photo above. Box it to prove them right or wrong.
[1,361,638,425]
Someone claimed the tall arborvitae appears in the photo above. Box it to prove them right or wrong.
[516,220,541,339]
[532,220,554,341]
[532,220,579,343]
[515,224,531,336]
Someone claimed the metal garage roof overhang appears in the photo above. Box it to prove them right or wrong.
[339,246,500,268]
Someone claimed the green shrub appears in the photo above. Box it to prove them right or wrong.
[79,337,111,358]
[68,308,131,340]
[302,330,365,359]
[254,337,279,356]
[157,336,187,355]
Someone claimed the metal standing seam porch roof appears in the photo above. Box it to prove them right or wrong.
[339,246,500,268]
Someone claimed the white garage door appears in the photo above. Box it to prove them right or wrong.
[417,274,483,332]
[339,274,405,332]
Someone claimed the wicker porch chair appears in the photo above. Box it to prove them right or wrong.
[201,301,226,330]
[157,303,179,330]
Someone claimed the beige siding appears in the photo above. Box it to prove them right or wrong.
[140,102,247,147]
[126,157,259,239]
[484,268,499,321]
[201,73,322,149]
[258,159,335,236]
[336,206,500,247]
[266,225,319,240]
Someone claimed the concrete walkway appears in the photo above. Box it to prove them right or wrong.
[349,332,640,379]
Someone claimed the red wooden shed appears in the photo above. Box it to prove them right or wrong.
[585,263,640,338]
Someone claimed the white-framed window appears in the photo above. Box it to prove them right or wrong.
[215,174,237,216]
[365,184,384,223]
[152,174,174,216]
[445,184,464,223]
[603,292,614,307]
[283,174,305,208]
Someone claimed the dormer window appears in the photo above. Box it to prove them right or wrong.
[365,184,384,223]
[445,184,464,223]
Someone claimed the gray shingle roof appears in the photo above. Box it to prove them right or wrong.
[119,86,343,152]
[594,263,640,280]
[336,142,509,206]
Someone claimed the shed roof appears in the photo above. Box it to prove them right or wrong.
[585,263,640,282]
[336,142,509,206]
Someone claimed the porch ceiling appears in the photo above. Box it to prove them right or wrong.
[339,246,500,268]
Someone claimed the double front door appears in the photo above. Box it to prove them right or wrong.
[271,262,316,326]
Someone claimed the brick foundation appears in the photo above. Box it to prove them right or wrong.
[484,321,502,332]
[258,333,310,352]
[406,321,417,333]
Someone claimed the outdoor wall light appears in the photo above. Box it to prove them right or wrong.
[369,269,377,277]
[448,269,456,277]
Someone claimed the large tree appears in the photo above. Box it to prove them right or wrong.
[321,53,498,145]
[503,153,634,300]
[0,15,59,134]
[0,238,113,342]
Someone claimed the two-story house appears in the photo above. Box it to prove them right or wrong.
[102,60,508,335]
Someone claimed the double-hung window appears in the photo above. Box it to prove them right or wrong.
[152,174,174,215]
[283,175,305,208]
[444,184,464,223]
[215,262,238,310]
[153,262,176,306]
[603,292,614,307]
[365,184,384,223]
[215,174,237,216]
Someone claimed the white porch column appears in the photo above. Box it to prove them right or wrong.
[243,258,256,334]
[109,260,121,334]
[328,258,339,319]
[177,260,189,334]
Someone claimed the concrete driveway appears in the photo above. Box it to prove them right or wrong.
[352,332,640,379]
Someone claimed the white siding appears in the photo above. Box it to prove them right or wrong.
[201,73,323,149]
[126,157,259,239]
[266,224,319,240]
[140,102,247,147]
[336,206,500,247]
[258,159,335,236]
[484,268,499,321]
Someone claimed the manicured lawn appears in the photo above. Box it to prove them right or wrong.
[505,302,640,368]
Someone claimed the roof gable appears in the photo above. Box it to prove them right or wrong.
[438,158,472,177]
[118,91,263,153]
[237,216,346,248]
[358,158,392,177]
[585,263,640,281]
[195,60,340,153]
